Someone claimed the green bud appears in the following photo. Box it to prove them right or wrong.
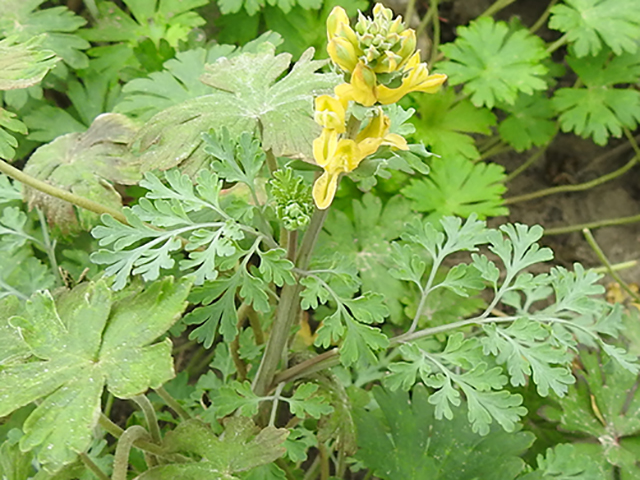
[269,168,314,231]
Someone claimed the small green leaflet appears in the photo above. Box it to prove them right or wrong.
[0,107,27,160]
[0,36,57,91]
[354,385,534,480]
[438,17,548,108]
[135,418,288,480]
[0,0,89,69]
[552,50,640,145]
[410,89,496,160]
[133,43,339,172]
[401,155,508,221]
[498,93,557,152]
[549,0,640,57]
[0,277,192,473]
[22,113,140,233]
[269,167,314,231]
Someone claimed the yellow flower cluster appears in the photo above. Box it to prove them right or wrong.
[311,4,447,210]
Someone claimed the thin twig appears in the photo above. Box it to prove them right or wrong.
[505,146,549,182]
[429,0,440,67]
[504,154,639,205]
[155,386,192,421]
[0,158,128,224]
[530,0,559,33]
[79,453,109,480]
[582,228,640,303]
[480,0,516,17]
[544,214,640,236]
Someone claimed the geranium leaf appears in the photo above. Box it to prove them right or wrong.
[0,36,57,91]
[438,17,548,108]
[498,93,557,152]
[0,277,192,472]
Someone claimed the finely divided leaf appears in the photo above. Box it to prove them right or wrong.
[0,36,57,91]
[0,107,28,160]
[438,18,548,108]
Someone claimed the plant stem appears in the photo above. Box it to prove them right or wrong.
[530,0,559,33]
[405,0,416,23]
[505,146,549,182]
[155,386,192,421]
[0,158,128,224]
[480,0,516,17]
[416,7,437,38]
[132,395,162,446]
[546,33,569,54]
[112,426,151,480]
[429,0,440,67]
[36,208,62,285]
[79,452,109,480]
[592,260,637,274]
[478,143,511,162]
[583,228,640,303]
[273,348,340,385]
[0,278,28,300]
[269,383,285,427]
[504,154,639,205]
[544,213,640,236]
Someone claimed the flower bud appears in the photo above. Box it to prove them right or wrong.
[328,37,360,73]
[314,95,346,132]
[335,61,377,106]
[327,6,350,39]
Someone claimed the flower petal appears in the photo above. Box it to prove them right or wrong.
[312,171,340,210]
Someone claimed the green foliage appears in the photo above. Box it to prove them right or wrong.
[0,108,27,160]
[0,36,57,91]
[0,0,89,69]
[551,50,640,145]
[133,43,339,173]
[498,93,557,152]
[0,277,192,472]
[549,0,640,57]
[401,155,508,221]
[354,385,534,479]
[136,418,288,479]
[521,443,607,479]
[438,17,548,108]
[409,89,497,160]
[541,350,640,475]
[217,0,322,16]
[22,113,139,232]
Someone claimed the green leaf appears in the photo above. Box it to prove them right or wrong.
[203,129,265,191]
[135,418,287,479]
[549,0,640,57]
[269,167,314,231]
[354,385,534,480]
[551,50,640,145]
[410,89,496,160]
[287,383,333,419]
[22,113,140,233]
[0,247,55,301]
[488,223,553,276]
[540,350,640,476]
[521,443,608,479]
[401,156,508,221]
[481,319,575,397]
[318,194,413,323]
[0,277,192,472]
[133,44,339,172]
[498,93,557,152]
[438,17,548,108]
[114,34,282,121]
[257,248,295,287]
[211,381,263,418]
[81,0,207,48]
[0,107,27,160]
[0,0,89,69]
[0,296,28,365]
[0,36,57,91]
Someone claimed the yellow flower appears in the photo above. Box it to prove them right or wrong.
[334,62,377,107]
[312,137,360,210]
[356,109,409,158]
[314,95,347,132]
[376,52,447,105]
[327,36,361,73]
[327,6,361,73]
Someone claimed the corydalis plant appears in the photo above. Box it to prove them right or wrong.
[311,4,447,209]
